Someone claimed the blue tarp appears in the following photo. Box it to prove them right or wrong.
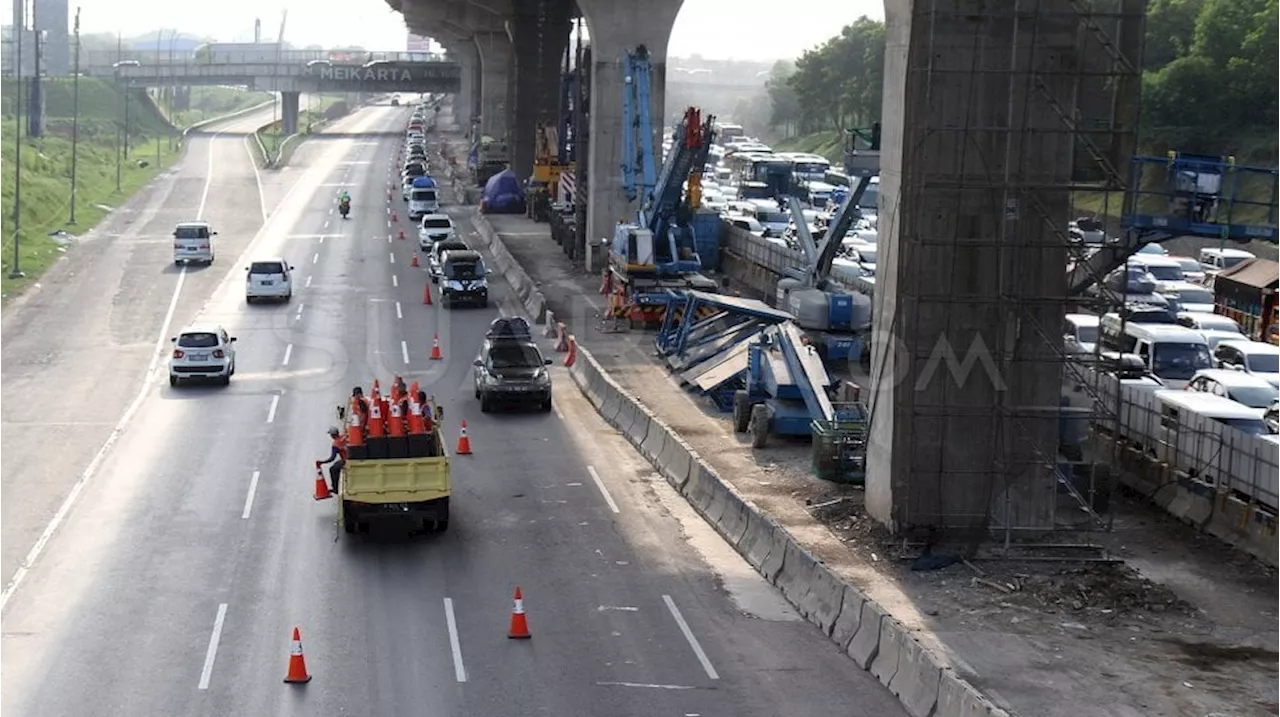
[481,169,526,214]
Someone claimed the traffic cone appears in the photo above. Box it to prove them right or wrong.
[508,587,531,639]
[430,333,442,360]
[398,230,406,240]
[411,252,420,268]
[456,420,472,455]
[391,211,398,223]
[313,468,332,500]
[423,282,433,305]
[283,627,312,684]
[563,336,577,368]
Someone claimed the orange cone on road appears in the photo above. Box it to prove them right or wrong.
[398,229,406,241]
[508,587,531,639]
[423,282,433,305]
[411,252,421,268]
[391,211,398,223]
[456,420,472,455]
[283,627,313,684]
[313,467,333,501]
[563,336,578,368]
[429,333,442,360]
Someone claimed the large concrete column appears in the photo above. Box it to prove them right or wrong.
[280,91,300,136]
[577,0,683,272]
[509,0,573,181]
[473,31,513,143]
[865,0,1141,541]
[449,41,478,129]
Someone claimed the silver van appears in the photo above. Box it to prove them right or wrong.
[173,221,217,266]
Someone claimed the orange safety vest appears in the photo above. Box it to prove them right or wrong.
[331,435,349,461]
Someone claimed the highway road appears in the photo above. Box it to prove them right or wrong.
[0,101,908,717]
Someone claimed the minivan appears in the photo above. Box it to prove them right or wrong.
[173,221,217,266]
[408,179,440,219]
[1199,247,1254,274]
[1098,319,1212,389]
[245,259,294,303]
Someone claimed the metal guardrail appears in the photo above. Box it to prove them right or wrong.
[78,49,451,69]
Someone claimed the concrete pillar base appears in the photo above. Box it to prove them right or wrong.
[474,31,513,143]
[281,91,300,136]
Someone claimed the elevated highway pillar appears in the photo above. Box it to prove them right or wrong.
[576,0,683,272]
[865,0,1144,541]
[451,42,478,130]
[281,91,300,136]
[474,31,513,144]
[510,0,573,181]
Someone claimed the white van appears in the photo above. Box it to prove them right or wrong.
[1099,320,1212,389]
[173,221,217,266]
[408,186,440,219]
[1154,390,1271,438]
[245,258,294,303]
[1198,247,1254,274]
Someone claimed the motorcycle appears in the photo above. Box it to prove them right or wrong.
[339,200,350,219]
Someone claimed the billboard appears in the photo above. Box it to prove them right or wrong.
[407,33,431,53]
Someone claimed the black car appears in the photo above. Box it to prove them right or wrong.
[438,250,490,308]
[474,329,553,413]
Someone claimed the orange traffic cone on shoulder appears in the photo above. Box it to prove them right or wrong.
[508,587,531,639]
[313,466,332,501]
[398,229,406,240]
[283,627,312,684]
[430,333,442,360]
[411,252,420,268]
[423,282,433,305]
[456,420,472,455]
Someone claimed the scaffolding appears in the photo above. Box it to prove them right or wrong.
[880,0,1149,552]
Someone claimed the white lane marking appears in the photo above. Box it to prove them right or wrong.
[597,605,640,612]
[395,301,403,320]
[312,253,319,264]
[318,236,325,244]
[323,220,330,230]
[294,303,304,320]
[387,235,392,244]
[586,465,621,514]
[197,603,229,690]
[305,275,312,288]
[596,682,697,690]
[662,595,719,680]
[401,340,410,365]
[328,207,334,215]
[555,409,566,420]
[241,471,261,519]
[281,344,293,366]
[389,251,395,264]
[266,394,280,423]
[443,598,467,683]
[241,136,269,222]
[392,275,398,288]
[196,135,218,218]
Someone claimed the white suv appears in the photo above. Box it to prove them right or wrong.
[245,259,294,303]
[418,213,456,249]
[169,324,237,386]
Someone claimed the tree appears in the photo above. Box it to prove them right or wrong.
[765,61,801,135]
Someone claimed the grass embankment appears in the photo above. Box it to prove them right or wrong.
[168,86,273,128]
[0,78,186,299]
[256,95,349,158]
[773,131,845,163]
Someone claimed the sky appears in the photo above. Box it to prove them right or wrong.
[3,0,883,61]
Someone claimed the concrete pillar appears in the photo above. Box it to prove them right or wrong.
[449,42,478,129]
[280,91,300,135]
[509,0,573,181]
[473,31,513,143]
[577,0,683,272]
[866,0,1123,541]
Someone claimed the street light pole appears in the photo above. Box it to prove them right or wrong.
[9,0,26,279]
[68,6,81,225]
[115,30,122,191]
[154,30,161,169]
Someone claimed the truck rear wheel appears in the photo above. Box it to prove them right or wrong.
[732,391,751,433]
[749,404,770,449]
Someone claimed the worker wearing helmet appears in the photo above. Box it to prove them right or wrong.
[317,426,348,495]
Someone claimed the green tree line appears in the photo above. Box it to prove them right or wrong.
[743,1,1276,160]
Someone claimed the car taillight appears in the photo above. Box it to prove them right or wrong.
[213,349,225,359]
[173,349,185,359]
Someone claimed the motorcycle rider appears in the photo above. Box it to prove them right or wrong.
[339,191,351,214]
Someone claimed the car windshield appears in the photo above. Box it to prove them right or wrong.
[1247,353,1279,373]
[445,260,482,279]
[423,218,452,229]
[1174,288,1213,305]
[1220,417,1270,435]
[411,190,437,201]
[435,243,466,256]
[1151,343,1213,380]
[1228,385,1278,409]
[1174,258,1201,272]
[249,262,284,275]
[489,343,543,369]
[1193,316,1238,331]
[1145,265,1183,281]
[178,332,219,348]
[758,211,789,224]
[1075,326,1099,344]
[405,167,426,177]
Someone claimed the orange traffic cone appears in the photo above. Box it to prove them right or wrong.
[563,336,578,368]
[508,587,531,639]
[423,282,433,305]
[429,333,442,360]
[313,467,333,500]
[456,420,472,455]
[283,627,312,684]
[372,379,382,397]
[410,252,420,268]
[398,230,406,240]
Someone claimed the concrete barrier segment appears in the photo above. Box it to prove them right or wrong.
[935,672,1011,717]
[640,417,669,462]
[847,600,885,669]
[599,382,624,426]
[775,540,818,614]
[710,485,751,547]
[701,475,733,528]
[656,435,694,491]
[829,587,866,650]
[624,407,653,449]
[613,396,639,436]
[740,509,779,575]
[682,460,719,516]
[801,564,848,638]
[888,634,944,717]
[870,617,904,687]
[759,521,788,586]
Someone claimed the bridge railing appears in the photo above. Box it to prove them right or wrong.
[81,49,451,71]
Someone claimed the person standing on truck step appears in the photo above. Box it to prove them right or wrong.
[317,427,349,494]
[351,386,371,424]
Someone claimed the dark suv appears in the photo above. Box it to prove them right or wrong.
[473,318,553,412]
[439,250,489,308]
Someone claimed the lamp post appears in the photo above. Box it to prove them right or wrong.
[9,0,26,279]
[68,7,81,225]
[114,30,122,192]
[167,30,177,150]
[154,30,162,169]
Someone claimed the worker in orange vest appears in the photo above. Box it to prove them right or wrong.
[316,427,349,495]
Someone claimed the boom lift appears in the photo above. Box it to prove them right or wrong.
[604,45,720,328]
[1067,152,1278,296]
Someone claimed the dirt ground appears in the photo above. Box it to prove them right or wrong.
[437,114,1279,717]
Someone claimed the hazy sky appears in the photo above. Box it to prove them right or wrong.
[4,0,883,61]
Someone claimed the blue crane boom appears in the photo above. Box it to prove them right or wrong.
[620,46,657,205]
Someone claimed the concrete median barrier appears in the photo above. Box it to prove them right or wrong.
[936,673,1011,717]
[870,617,903,686]
[640,417,669,462]
[710,484,751,546]
[656,434,694,492]
[624,408,653,447]
[613,395,639,435]
[682,459,719,516]
[829,587,866,650]
[701,475,732,528]
[741,509,781,575]
[888,633,944,717]
[847,600,885,669]
[775,541,817,613]
[801,564,847,638]
[470,215,547,323]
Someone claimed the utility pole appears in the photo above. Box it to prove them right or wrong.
[69,6,81,225]
[10,0,26,279]
[114,30,123,191]
[155,30,161,169]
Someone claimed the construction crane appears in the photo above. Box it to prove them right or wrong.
[603,45,720,328]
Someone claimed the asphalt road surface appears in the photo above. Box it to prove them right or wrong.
[1,101,908,717]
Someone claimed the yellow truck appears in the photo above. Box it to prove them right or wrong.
[336,406,451,535]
